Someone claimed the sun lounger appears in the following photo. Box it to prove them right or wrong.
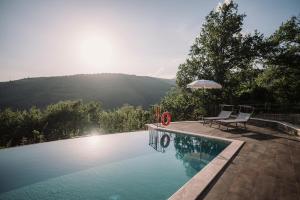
[203,104,234,126]
[203,110,232,126]
[217,106,253,130]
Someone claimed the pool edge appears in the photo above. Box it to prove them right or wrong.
[146,124,245,200]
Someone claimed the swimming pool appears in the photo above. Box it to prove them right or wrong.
[0,128,232,200]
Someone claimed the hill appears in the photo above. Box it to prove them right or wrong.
[0,74,175,110]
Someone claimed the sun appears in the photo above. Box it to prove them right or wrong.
[79,33,113,67]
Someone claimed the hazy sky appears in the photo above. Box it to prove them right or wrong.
[0,0,299,81]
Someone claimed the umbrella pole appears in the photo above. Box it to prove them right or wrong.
[202,87,204,118]
[203,87,204,113]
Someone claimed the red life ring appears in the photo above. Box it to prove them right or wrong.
[161,112,171,126]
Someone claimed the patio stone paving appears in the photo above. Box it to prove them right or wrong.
[166,122,300,200]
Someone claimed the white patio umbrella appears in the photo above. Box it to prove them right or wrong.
[187,80,222,89]
[187,79,222,117]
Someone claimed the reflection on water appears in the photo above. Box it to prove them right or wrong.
[0,130,230,200]
[149,129,173,153]
[149,128,229,176]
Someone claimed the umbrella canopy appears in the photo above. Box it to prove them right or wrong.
[187,80,222,89]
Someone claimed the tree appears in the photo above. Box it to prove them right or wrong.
[176,0,263,104]
[85,101,102,127]
[21,107,43,143]
[43,101,89,140]
[0,108,23,147]
[99,105,150,133]
[160,88,206,121]
[0,101,151,148]
[257,16,300,104]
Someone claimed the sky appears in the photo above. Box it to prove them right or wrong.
[0,0,299,82]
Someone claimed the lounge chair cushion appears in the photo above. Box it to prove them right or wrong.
[218,119,247,123]
[204,110,232,120]
[218,112,251,123]
[236,112,251,121]
[204,116,229,120]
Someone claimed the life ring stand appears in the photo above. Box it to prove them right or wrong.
[160,134,170,148]
[161,112,171,126]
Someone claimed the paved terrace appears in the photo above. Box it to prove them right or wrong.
[167,122,300,200]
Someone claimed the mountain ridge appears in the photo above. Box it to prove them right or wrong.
[0,73,175,110]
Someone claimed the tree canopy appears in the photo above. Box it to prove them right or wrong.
[0,101,151,148]
[176,1,264,104]
[163,1,299,120]
[257,16,300,104]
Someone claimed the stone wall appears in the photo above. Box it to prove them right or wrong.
[249,118,299,136]
[254,114,300,125]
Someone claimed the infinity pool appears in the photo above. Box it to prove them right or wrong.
[0,129,229,200]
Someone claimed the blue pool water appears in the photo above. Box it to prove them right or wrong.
[0,129,229,200]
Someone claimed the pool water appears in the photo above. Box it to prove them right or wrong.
[0,129,229,200]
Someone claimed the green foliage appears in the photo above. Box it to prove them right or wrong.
[42,101,91,140]
[257,16,300,103]
[164,1,265,116]
[0,108,23,147]
[166,2,299,117]
[176,1,264,105]
[160,88,206,121]
[0,101,152,148]
[100,105,150,133]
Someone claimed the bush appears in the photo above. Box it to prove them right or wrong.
[0,101,152,148]
[100,105,150,133]
[160,88,206,121]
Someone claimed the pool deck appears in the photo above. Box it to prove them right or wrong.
[165,121,300,200]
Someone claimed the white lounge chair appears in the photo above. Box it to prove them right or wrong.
[203,105,233,126]
[203,110,233,126]
[217,105,254,130]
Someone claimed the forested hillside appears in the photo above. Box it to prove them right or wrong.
[0,74,175,110]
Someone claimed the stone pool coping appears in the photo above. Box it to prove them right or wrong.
[146,124,245,200]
